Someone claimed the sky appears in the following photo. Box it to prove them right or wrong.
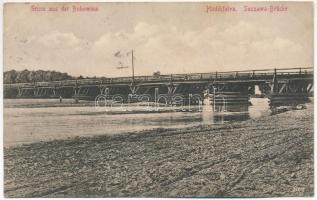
[4,2,313,77]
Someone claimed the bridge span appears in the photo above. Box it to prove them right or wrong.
[4,67,314,106]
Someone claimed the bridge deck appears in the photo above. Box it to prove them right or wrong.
[4,67,313,89]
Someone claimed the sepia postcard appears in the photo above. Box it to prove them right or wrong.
[2,1,314,198]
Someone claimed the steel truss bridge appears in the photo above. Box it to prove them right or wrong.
[4,67,314,106]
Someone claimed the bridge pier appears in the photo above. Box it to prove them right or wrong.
[17,87,22,97]
[52,87,56,96]
[268,79,313,106]
[209,82,251,111]
[170,83,204,105]
[33,87,38,97]
[166,84,176,105]
[266,69,313,106]
[73,85,79,103]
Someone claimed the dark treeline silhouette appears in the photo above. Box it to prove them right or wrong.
[3,69,75,84]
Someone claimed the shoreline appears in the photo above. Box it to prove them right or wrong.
[4,104,314,197]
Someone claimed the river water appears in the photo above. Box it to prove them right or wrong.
[4,98,271,147]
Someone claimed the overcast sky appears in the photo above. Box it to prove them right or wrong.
[4,2,313,77]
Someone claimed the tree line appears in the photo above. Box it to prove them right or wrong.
[4,69,74,84]
[4,69,161,84]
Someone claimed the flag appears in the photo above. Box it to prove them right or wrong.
[114,50,132,69]
[114,51,121,57]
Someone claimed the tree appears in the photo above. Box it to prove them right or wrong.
[15,69,30,83]
[3,70,18,83]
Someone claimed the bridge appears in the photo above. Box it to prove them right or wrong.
[4,67,314,106]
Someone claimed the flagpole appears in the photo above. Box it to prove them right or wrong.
[131,49,135,83]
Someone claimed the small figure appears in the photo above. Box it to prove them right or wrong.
[59,96,63,103]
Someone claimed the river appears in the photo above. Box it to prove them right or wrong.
[4,98,272,147]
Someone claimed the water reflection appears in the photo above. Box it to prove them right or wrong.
[249,98,271,118]
[201,101,250,124]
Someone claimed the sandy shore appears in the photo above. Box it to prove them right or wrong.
[4,104,314,197]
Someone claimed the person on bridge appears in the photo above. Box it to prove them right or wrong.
[59,96,63,103]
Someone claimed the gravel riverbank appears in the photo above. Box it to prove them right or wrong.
[4,104,314,197]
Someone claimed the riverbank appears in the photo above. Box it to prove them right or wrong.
[4,98,94,108]
[4,103,314,197]
[4,98,188,109]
